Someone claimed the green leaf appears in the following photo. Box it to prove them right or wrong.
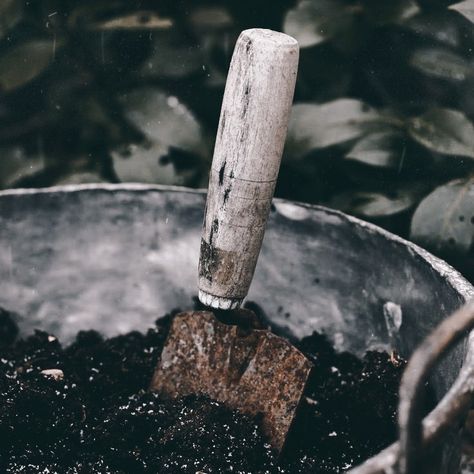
[287,99,386,159]
[111,88,209,185]
[345,130,406,168]
[409,48,473,82]
[188,6,233,32]
[90,11,173,30]
[408,108,474,159]
[362,0,419,24]
[410,177,474,254]
[0,40,55,92]
[0,146,45,189]
[140,32,204,80]
[56,172,106,185]
[405,12,462,49]
[283,0,354,48]
[283,0,418,48]
[328,187,420,218]
[0,0,22,41]
[68,4,173,31]
[449,0,474,23]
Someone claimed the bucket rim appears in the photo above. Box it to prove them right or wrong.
[1,182,472,303]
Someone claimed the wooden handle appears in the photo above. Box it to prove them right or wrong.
[198,29,299,310]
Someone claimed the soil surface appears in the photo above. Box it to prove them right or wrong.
[0,305,405,473]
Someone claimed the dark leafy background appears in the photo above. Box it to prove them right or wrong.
[1,0,474,282]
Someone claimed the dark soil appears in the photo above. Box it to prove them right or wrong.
[0,305,406,473]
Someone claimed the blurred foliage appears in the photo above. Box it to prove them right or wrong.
[1,0,474,280]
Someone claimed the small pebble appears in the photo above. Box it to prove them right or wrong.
[40,368,64,380]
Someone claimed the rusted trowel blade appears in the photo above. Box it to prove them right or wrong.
[150,311,312,452]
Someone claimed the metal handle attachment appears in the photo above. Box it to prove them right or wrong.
[198,28,299,310]
[348,300,474,474]
[397,300,474,474]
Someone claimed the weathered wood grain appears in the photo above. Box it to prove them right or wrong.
[198,28,299,309]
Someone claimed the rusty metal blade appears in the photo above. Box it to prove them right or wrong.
[150,311,312,452]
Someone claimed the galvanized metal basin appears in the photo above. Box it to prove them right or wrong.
[0,184,472,473]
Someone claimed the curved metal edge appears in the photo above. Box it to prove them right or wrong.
[397,301,474,474]
[348,332,474,474]
[2,184,472,302]
[272,199,474,303]
[0,182,204,197]
[2,184,474,473]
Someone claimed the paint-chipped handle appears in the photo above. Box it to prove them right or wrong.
[198,29,299,310]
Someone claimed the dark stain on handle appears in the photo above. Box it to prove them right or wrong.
[209,218,219,246]
[223,188,231,205]
[219,162,226,186]
[220,111,226,138]
[199,239,236,286]
[241,83,251,118]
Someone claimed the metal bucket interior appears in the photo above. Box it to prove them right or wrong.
[0,184,472,473]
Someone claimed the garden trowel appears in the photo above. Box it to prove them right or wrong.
[150,28,312,453]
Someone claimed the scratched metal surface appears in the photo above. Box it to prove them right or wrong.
[0,184,472,473]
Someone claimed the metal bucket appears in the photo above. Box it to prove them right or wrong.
[0,183,472,473]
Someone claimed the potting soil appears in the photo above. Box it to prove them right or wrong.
[0,306,405,473]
